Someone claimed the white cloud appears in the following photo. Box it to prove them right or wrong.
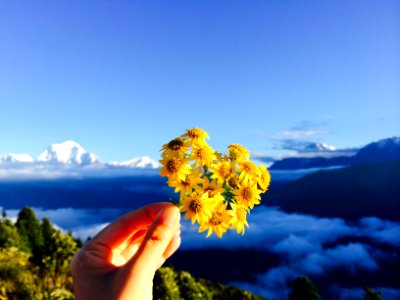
[178,207,399,298]
[272,234,320,257]
[179,207,356,250]
[0,163,160,180]
[230,266,299,299]
[73,223,110,241]
[359,217,400,247]
[277,130,328,139]
[299,243,378,275]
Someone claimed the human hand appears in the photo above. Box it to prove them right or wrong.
[71,202,181,300]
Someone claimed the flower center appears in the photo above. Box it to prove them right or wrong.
[229,151,238,161]
[189,197,202,213]
[196,148,204,159]
[187,129,200,139]
[209,212,223,226]
[204,186,213,194]
[228,177,239,189]
[181,175,191,187]
[218,164,231,179]
[242,163,251,172]
[242,187,252,200]
[168,139,184,151]
[167,158,180,172]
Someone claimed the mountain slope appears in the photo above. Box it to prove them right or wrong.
[267,159,400,220]
[0,154,34,163]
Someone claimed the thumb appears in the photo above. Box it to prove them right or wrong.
[125,204,180,278]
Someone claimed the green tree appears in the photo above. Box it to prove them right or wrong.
[0,247,36,300]
[177,270,212,300]
[15,207,44,257]
[288,276,321,300]
[39,226,78,298]
[154,267,181,300]
[0,219,25,249]
[364,287,383,300]
[41,218,56,259]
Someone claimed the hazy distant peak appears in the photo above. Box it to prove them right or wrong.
[270,136,400,170]
[109,156,159,169]
[37,140,100,165]
[0,153,34,163]
[302,142,336,152]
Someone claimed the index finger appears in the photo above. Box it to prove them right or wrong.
[91,202,175,250]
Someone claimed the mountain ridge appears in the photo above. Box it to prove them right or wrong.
[270,137,400,170]
[0,140,159,170]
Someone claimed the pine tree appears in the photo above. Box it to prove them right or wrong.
[288,276,321,300]
[364,287,383,300]
[15,206,44,265]
[41,217,56,257]
[0,219,25,249]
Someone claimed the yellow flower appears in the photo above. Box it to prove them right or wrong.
[198,176,225,203]
[233,181,261,209]
[228,144,250,162]
[160,156,192,182]
[257,164,271,192]
[227,174,240,189]
[181,128,209,146]
[190,143,216,167]
[180,191,214,224]
[172,168,202,195]
[160,127,271,238]
[229,202,249,235]
[210,160,233,184]
[199,203,231,238]
[161,138,189,157]
[238,161,258,182]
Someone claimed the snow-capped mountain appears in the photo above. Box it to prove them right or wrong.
[0,140,159,179]
[109,156,159,169]
[302,142,336,152]
[0,153,34,163]
[37,140,100,165]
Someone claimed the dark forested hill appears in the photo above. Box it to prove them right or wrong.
[266,159,400,220]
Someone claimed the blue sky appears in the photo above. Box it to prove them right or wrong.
[1,0,399,162]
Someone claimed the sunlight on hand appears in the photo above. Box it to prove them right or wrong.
[110,231,146,266]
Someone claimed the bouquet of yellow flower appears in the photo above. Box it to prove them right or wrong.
[160,128,271,238]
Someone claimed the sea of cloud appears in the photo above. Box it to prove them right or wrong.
[0,162,159,180]
[3,205,399,299]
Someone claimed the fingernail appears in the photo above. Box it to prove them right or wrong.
[159,206,180,227]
